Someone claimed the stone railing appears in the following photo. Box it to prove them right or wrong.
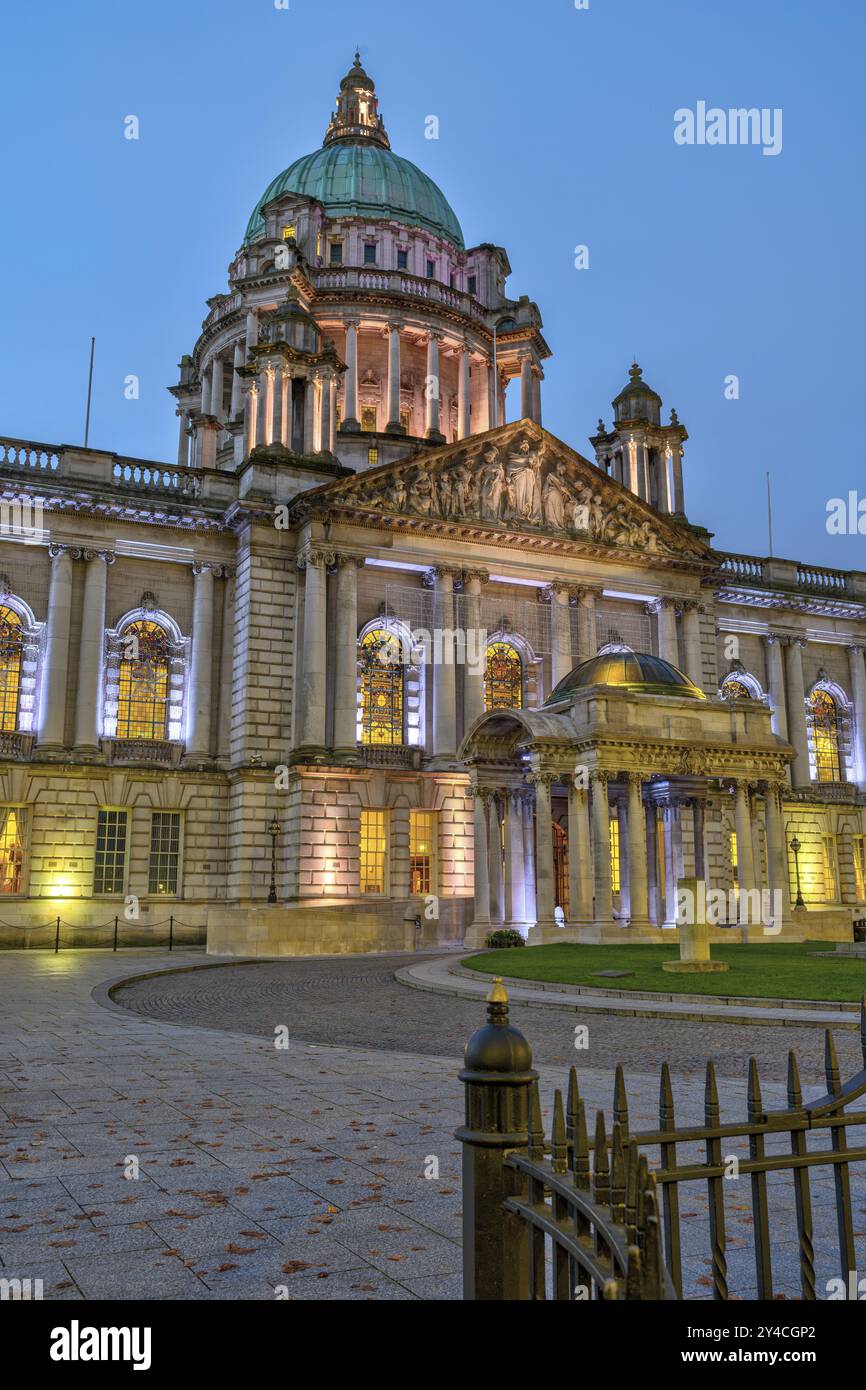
[308,267,488,322]
[0,437,208,503]
[0,731,35,760]
[106,738,183,767]
[796,562,849,596]
[361,744,421,770]
[717,551,861,602]
[0,438,61,472]
[717,552,764,583]
[111,459,201,498]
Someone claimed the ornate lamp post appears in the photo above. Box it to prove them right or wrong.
[789,834,805,909]
[267,818,281,904]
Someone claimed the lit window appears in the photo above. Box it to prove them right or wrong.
[329,243,343,266]
[722,678,751,701]
[360,809,388,894]
[0,606,23,732]
[316,233,322,259]
[730,830,738,889]
[822,834,839,900]
[397,249,408,270]
[609,816,620,894]
[367,446,379,467]
[809,689,842,783]
[364,243,377,265]
[410,809,437,895]
[0,807,26,894]
[94,809,128,896]
[116,621,170,740]
[400,408,411,433]
[282,224,296,241]
[468,275,477,297]
[553,820,568,916]
[359,628,404,745]
[149,812,181,895]
[854,836,866,900]
[484,641,523,711]
[361,405,377,432]
[426,259,435,279]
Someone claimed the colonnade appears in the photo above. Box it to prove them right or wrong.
[36,546,230,759]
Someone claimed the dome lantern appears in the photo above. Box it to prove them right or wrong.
[323,50,390,150]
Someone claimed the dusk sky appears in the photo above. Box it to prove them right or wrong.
[2,0,864,567]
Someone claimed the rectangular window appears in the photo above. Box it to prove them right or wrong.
[410,810,437,896]
[397,248,408,270]
[0,806,26,894]
[281,224,296,241]
[426,258,435,279]
[364,243,377,265]
[854,835,866,900]
[316,232,322,259]
[329,242,343,265]
[822,835,839,900]
[360,810,389,895]
[94,809,128,896]
[729,830,738,889]
[367,446,379,467]
[609,816,620,895]
[468,274,477,297]
[361,405,377,432]
[149,812,181,895]
[400,407,411,433]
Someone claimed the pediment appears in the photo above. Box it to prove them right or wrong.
[294,422,711,565]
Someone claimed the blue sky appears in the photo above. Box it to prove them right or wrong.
[1,0,864,567]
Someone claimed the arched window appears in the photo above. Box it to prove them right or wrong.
[484,641,523,711]
[809,688,842,783]
[359,627,404,745]
[116,620,171,740]
[721,678,751,701]
[0,606,23,732]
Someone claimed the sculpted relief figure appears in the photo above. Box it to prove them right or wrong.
[506,437,544,524]
[542,459,573,530]
[407,469,435,515]
[479,448,508,522]
[449,461,474,516]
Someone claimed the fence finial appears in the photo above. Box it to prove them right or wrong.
[487,976,509,1005]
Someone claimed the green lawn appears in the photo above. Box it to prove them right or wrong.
[462,942,866,1003]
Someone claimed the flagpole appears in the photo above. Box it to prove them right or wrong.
[83,336,95,448]
[766,470,773,556]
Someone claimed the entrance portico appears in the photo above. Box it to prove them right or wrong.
[459,651,794,947]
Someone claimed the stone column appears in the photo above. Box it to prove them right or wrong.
[662,799,683,926]
[431,567,457,758]
[682,602,703,688]
[532,370,542,427]
[733,780,756,901]
[230,341,244,420]
[626,772,650,928]
[385,323,403,433]
[487,792,504,925]
[671,443,685,513]
[457,345,471,439]
[463,570,487,732]
[217,568,234,759]
[303,379,316,454]
[576,586,599,659]
[342,320,360,430]
[271,363,284,447]
[530,774,557,936]
[646,803,660,924]
[783,637,810,787]
[521,793,537,924]
[425,333,444,441]
[467,790,491,943]
[261,365,276,447]
[210,356,224,424]
[764,780,790,927]
[186,563,216,758]
[333,555,362,755]
[519,354,533,421]
[616,797,630,917]
[504,789,527,927]
[764,633,789,746]
[318,372,332,453]
[297,549,328,751]
[567,781,593,925]
[37,545,74,751]
[245,310,259,351]
[329,377,337,453]
[200,364,212,417]
[176,409,190,467]
[651,598,680,667]
[487,362,498,430]
[547,585,573,690]
[243,379,259,457]
[74,549,113,753]
[199,419,219,470]
[847,645,866,790]
[590,770,613,928]
[693,798,706,880]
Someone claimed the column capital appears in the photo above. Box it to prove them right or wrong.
[334,552,366,570]
[48,543,74,560]
[297,547,334,571]
[590,768,612,789]
[624,770,646,790]
[192,561,226,578]
[680,598,704,614]
[782,634,808,649]
[540,582,572,605]
[462,567,489,588]
[645,596,679,615]
[343,316,360,331]
[422,565,460,587]
[526,770,556,788]
[425,329,444,344]
[847,643,865,657]
[77,548,116,565]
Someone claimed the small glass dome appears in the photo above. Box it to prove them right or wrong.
[544,650,706,705]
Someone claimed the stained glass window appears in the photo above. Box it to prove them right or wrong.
[722,677,751,701]
[116,621,170,741]
[361,406,378,432]
[609,816,620,894]
[809,688,842,783]
[359,628,404,745]
[0,606,23,732]
[484,641,522,711]
[0,807,25,894]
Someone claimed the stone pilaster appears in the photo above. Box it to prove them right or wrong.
[74,549,114,754]
[37,545,74,752]
[333,554,364,756]
[783,636,810,787]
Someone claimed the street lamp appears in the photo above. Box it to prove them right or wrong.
[267,818,281,904]
[789,834,805,909]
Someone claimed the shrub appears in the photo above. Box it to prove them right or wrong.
[484,929,526,950]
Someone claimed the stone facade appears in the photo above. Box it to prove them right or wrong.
[0,57,864,954]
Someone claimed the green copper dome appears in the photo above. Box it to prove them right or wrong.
[544,651,707,705]
[244,143,464,249]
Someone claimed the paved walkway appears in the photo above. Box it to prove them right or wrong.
[0,950,862,1301]
[399,957,863,1029]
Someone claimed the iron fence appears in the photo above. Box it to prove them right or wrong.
[0,915,206,952]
